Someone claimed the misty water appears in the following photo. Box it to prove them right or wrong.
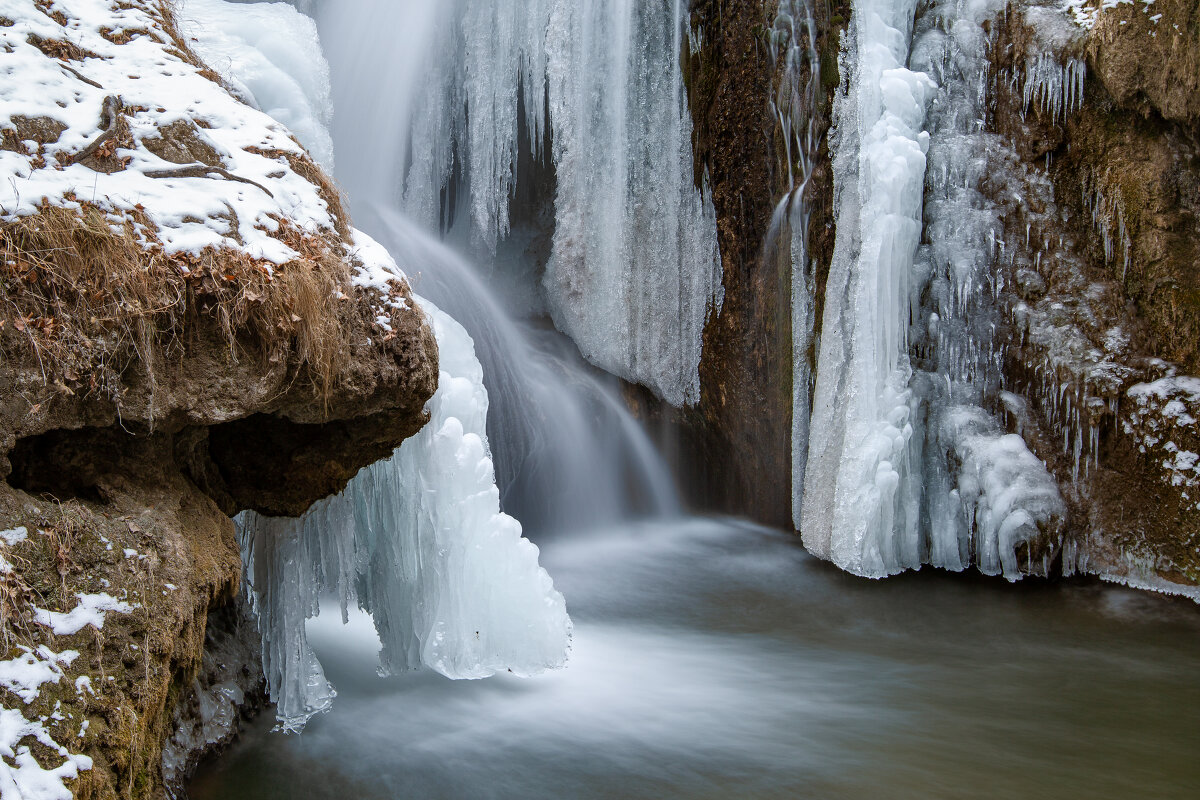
[192,517,1199,799]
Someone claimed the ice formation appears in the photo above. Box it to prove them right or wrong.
[800,0,935,576]
[238,294,572,733]
[800,0,1068,578]
[541,1,723,407]
[316,0,722,407]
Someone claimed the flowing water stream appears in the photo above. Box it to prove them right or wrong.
[192,518,1200,799]
[184,2,1199,795]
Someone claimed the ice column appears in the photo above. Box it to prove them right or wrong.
[800,0,935,576]
[238,297,572,733]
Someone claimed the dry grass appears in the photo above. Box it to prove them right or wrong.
[0,547,34,651]
[0,201,356,404]
[38,512,80,593]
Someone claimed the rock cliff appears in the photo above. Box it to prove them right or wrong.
[0,1,437,797]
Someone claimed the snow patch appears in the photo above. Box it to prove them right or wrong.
[33,593,136,636]
[0,0,343,265]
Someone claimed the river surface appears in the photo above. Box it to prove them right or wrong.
[190,517,1200,799]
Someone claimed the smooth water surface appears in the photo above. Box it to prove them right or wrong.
[191,518,1200,799]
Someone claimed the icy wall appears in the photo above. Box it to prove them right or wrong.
[798,0,1067,579]
[238,297,572,733]
[318,0,722,407]
[541,1,723,407]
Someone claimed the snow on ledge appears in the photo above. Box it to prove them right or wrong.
[0,0,345,267]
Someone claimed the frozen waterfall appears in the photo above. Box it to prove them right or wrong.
[800,0,935,576]
[317,0,722,407]
[799,0,1066,580]
[541,0,723,407]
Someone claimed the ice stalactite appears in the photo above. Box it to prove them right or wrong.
[238,296,572,733]
[800,0,936,577]
[542,1,723,407]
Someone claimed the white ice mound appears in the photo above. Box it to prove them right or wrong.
[927,406,1066,579]
[177,0,335,171]
[238,296,571,733]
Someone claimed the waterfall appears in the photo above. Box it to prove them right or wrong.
[315,0,680,533]
[317,0,721,408]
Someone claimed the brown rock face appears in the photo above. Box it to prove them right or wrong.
[1087,0,1200,124]
[0,219,437,797]
[658,0,842,527]
[985,2,1200,594]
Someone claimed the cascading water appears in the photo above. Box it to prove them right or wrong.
[354,204,680,534]
[767,0,822,529]
[317,0,722,408]
[315,0,682,532]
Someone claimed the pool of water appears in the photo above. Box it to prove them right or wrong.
[189,518,1200,799]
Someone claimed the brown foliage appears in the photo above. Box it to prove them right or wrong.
[0,202,357,405]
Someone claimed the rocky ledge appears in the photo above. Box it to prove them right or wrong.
[0,2,437,798]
